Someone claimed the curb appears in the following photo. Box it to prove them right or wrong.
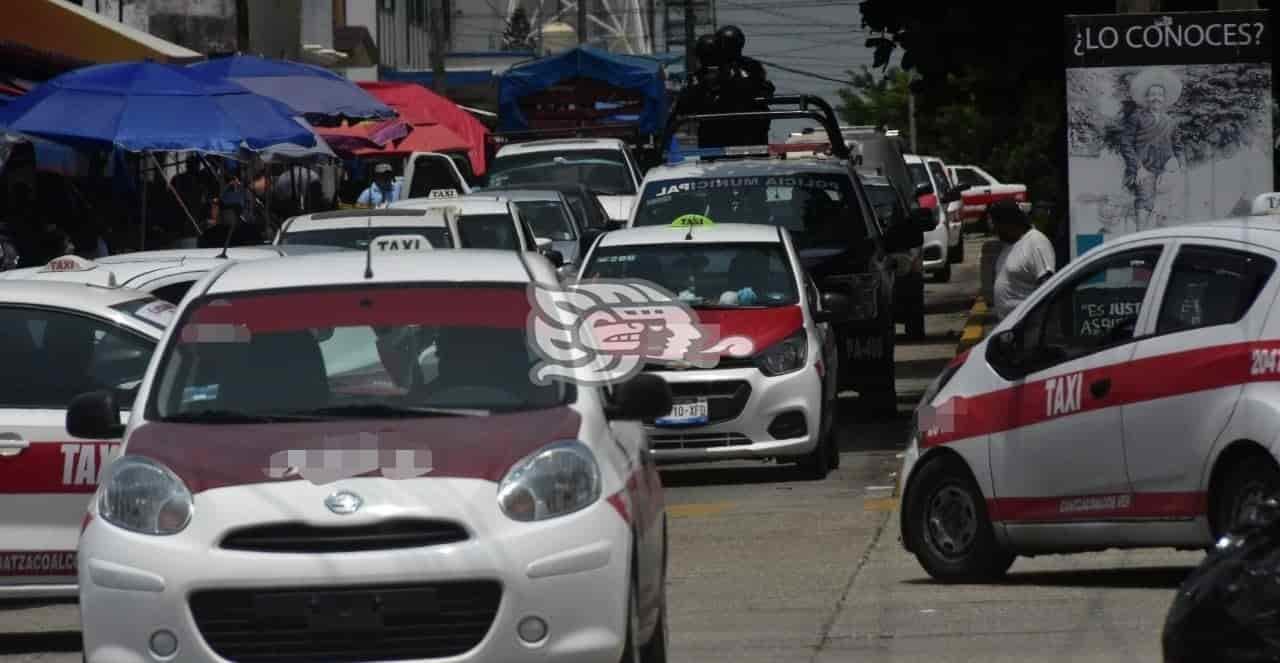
[957,296,995,354]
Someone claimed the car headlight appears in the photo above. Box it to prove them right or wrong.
[498,440,601,522]
[756,330,807,376]
[97,455,194,535]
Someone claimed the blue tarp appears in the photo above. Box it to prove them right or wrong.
[0,61,317,156]
[498,46,667,136]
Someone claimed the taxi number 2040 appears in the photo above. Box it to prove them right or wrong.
[1250,348,1280,377]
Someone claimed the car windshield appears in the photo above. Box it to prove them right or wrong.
[581,242,799,308]
[150,284,572,420]
[455,214,520,250]
[514,200,576,240]
[488,150,636,195]
[908,163,933,193]
[281,227,455,250]
[631,173,870,249]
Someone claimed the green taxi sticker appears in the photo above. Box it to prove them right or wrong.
[671,214,715,228]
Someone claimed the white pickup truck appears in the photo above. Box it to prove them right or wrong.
[946,164,1031,224]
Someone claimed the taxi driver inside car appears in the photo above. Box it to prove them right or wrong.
[72,239,674,663]
[898,191,1280,583]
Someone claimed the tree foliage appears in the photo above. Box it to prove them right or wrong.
[503,7,535,51]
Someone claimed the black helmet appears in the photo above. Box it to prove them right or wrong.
[716,25,745,59]
[695,33,721,66]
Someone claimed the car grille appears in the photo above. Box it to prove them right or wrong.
[650,432,753,449]
[189,580,501,662]
[219,519,469,553]
[652,380,751,425]
[644,357,756,372]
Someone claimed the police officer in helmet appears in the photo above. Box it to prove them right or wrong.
[677,25,775,149]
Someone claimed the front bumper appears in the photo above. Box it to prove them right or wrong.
[79,477,631,663]
[645,364,822,462]
[921,238,947,272]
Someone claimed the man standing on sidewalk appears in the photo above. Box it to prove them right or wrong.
[991,199,1055,320]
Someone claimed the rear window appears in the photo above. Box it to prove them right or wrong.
[281,227,454,250]
[908,164,932,192]
[455,214,520,250]
[488,150,636,196]
[632,173,871,249]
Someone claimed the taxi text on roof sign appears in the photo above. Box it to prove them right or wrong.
[41,255,99,273]
[1251,192,1280,216]
[428,189,459,199]
[370,234,434,253]
[671,214,714,228]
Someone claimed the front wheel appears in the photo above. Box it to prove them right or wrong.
[904,455,1014,582]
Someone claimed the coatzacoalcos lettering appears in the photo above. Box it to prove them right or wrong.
[0,552,76,574]
[1059,494,1132,514]
[652,176,840,198]
[1074,18,1265,57]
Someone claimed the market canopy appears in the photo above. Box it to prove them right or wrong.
[358,81,490,175]
[349,123,470,158]
[0,61,320,158]
[315,118,412,155]
[0,0,202,65]
[188,55,396,123]
[497,45,667,136]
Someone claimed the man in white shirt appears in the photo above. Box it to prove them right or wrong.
[991,199,1055,320]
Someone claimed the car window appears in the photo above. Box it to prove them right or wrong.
[1156,246,1276,334]
[488,150,636,195]
[954,168,987,189]
[907,163,933,193]
[632,173,870,249]
[514,201,576,241]
[281,226,455,250]
[152,285,572,418]
[927,161,951,192]
[1019,247,1163,366]
[864,183,902,231]
[455,214,520,251]
[582,242,799,308]
[151,281,196,305]
[0,306,154,409]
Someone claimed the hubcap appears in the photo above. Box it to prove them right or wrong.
[924,483,979,559]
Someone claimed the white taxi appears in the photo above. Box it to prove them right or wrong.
[577,222,849,478]
[274,207,462,252]
[72,241,673,663]
[0,246,347,304]
[899,193,1280,582]
[0,280,174,598]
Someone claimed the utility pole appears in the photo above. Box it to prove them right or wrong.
[578,0,588,44]
[908,86,917,153]
[428,0,447,95]
[684,1,696,70]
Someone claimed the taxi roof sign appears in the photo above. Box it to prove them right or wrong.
[369,234,434,253]
[671,214,715,228]
[1251,192,1280,216]
[42,255,99,273]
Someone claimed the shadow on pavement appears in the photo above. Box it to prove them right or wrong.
[903,566,1196,590]
[0,631,82,654]
[658,461,811,488]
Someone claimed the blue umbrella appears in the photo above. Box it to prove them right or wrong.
[188,55,396,122]
[0,61,317,156]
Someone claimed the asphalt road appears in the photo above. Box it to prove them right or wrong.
[0,233,1204,663]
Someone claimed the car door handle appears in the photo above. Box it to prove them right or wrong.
[0,433,29,457]
[1090,378,1112,399]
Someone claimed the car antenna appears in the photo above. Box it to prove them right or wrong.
[217,190,239,260]
[363,212,374,279]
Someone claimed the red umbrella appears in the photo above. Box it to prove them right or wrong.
[356,81,490,175]
[315,118,410,155]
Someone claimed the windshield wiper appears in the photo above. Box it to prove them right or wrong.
[158,410,323,424]
[296,404,488,419]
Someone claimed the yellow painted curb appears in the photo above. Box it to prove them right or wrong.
[956,296,993,353]
[864,497,899,513]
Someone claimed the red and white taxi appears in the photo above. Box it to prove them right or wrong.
[72,242,672,662]
[899,195,1280,581]
[0,280,174,598]
[577,222,848,478]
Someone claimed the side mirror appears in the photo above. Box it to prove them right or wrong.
[987,329,1023,372]
[910,206,937,232]
[543,249,565,268]
[535,237,553,252]
[942,187,963,204]
[814,292,851,323]
[605,373,673,420]
[67,390,125,440]
[914,182,932,199]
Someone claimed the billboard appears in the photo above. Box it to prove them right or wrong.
[1065,10,1272,261]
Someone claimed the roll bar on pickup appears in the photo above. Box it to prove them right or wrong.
[659,94,851,161]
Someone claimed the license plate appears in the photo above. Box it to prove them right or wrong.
[655,399,709,426]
